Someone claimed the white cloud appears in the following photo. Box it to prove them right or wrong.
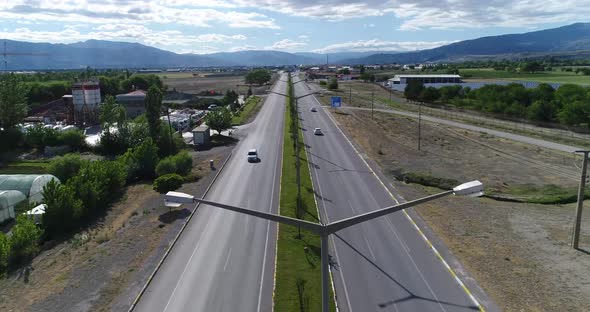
[312,39,454,53]
[0,1,279,29]
[298,35,309,39]
[266,39,307,50]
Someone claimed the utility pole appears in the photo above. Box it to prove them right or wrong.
[572,150,590,249]
[371,91,374,119]
[418,102,422,151]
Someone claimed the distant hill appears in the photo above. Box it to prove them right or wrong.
[2,22,590,69]
[347,23,590,64]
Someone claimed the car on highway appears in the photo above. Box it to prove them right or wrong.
[247,149,259,162]
[311,107,317,112]
[207,104,218,110]
[313,128,323,135]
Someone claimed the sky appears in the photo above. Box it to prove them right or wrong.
[0,1,588,54]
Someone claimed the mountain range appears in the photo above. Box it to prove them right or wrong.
[1,22,590,70]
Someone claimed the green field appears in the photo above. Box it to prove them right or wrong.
[460,68,590,85]
[0,160,50,174]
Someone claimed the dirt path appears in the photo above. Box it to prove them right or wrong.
[326,106,590,311]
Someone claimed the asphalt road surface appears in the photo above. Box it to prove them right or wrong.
[134,74,287,312]
[294,76,489,312]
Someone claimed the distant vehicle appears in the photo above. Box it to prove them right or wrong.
[311,107,317,112]
[208,104,218,110]
[313,128,323,135]
[247,149,259,162]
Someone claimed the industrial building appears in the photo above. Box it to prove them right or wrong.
[65,79,101,125]
[116,90,147,118]
[388,74,462,85]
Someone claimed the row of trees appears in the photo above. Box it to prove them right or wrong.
[404,81,590,126]
[245,69,272,85]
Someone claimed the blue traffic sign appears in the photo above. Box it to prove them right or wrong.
[331,96,342,107]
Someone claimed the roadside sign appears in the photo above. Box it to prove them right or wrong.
[331,96,342,108]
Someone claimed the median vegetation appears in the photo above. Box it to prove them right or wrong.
[231,96,262,125]
[274,75,335,311]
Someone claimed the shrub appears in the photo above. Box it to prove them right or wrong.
[42,179,84,236]
[120,138,159,180]
[156,157,177,176]
[0,233,10,274]
[59,129,86,151]
[10,215,43,263]
[153,174,184,193]
[173,151,193,176]
[48,153,88,182]
[319,80,327,86]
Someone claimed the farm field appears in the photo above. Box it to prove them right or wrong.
[159,72,247,94]
[460,68,590,84]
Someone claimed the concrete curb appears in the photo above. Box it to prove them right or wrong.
[127,151,233,312]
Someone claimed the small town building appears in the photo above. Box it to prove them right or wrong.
[192,125,210,145]
[116,90,147,118]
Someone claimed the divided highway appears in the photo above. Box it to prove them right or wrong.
[294,76,486,311]
[133,74,287,312]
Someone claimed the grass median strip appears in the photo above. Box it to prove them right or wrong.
[274,80,336,311]
[231,95,262,125]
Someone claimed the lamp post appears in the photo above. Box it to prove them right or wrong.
[164,180,484,312]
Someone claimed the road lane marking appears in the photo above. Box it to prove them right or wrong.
[256,77,285,312]
[314,94,486,312]
[306,122,352,312]
[223,248,232,272]
[162,209,215,312]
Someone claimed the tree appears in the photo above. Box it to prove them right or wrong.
[359,65,365,74]
[10,215,43,263]
[419,87,441,103]
[0,74,30,129]
[121,74,164,92]
[338,68,351,75]
[246,86,253,98]
[245,69,272,85]
[122,138,159,180]
[558,101,590,126]
[404,80,425,101]
[48,153,88,182]
[520,61,544,73]
[527,100,558,122]
[327,78,338,90]
[204,107,232,134]
[360,72,375,82]
[59,129,86,151]
[99,95,126,130]
[145,85,163,142]
[43,179,84,236]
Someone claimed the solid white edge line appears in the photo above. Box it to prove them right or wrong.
[314,95,485,312]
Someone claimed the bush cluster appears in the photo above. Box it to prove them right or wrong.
[153,174,184,194]
[24,126,86,151]
[0,216,43,275]
[155,151,193,177]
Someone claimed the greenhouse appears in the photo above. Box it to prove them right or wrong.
[0,190,27,223]
[0,174,60,204]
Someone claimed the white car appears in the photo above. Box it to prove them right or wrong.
[311,107,317,112]
[313,128,323,135]
[247,149,259,162]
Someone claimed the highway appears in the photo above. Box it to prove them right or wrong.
[294,76,487,311]
[133,74,287,312]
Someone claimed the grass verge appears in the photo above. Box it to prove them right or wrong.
[397,170,588,205]
[232,96,262,125]
[0,160,51,174]
[274,80,336,311]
